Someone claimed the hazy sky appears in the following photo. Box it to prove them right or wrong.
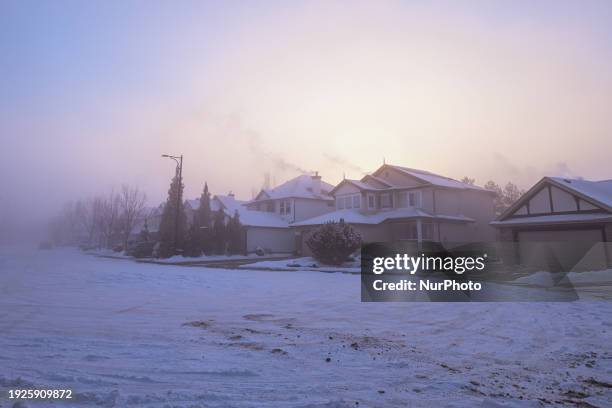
[1,0,611,224]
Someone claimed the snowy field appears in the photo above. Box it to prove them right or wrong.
[1,247,611,407]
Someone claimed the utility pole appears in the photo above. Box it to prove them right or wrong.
[162,154,183,255]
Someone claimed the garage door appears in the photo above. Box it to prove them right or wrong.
[518,229,607,271]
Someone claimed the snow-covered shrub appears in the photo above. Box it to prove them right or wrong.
[306,220,362,265]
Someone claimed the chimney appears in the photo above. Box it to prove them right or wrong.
[311,171,321,195]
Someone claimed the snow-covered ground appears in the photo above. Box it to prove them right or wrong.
[1,247,611,407]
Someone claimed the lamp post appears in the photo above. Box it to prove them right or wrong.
[162,154,183,255]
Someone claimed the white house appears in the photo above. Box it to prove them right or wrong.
[491,177,612,270]
[245,173,336,223]
[291,164,496,254]
[238,174,336,253]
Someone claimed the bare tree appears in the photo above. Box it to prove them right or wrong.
[76,197,104,246]
[502,182,524,209]
[61,201,80,244]
[118,185,147,249]
[99,190,121,248]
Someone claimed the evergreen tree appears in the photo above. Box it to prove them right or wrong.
[195,183,213,254]
[183,223,201,257]
[140,217,150,242]
[212,207,227,254]
[184,182,213,257]
[306,219,362,265]
[158,171,187,258]
[227,210,244,255]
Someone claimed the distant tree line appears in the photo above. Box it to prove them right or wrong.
[49,185,147,250]
[460,177,526,215]
[51,173,244,259]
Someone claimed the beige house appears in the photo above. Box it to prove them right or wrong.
[491,177,612,270]
[292,164,496,254]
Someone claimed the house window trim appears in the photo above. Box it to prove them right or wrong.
[367,194,376,209]
[409,191,422,208]
[336,193,362,210]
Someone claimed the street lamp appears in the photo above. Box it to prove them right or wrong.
[162,154,183,254]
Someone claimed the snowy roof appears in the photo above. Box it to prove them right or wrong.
[184,198,200,210]
[496,176,612,222]
[491,213,612,227]
[249,174,335,203]
[341,179,384,191]
[384,165,488,192]
[238,211,289,228]
[291,208,474,227]
[213,195,288,228]
[548,177,612,210]
[214,195,246,214]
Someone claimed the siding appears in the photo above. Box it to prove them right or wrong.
[293,199,335,222]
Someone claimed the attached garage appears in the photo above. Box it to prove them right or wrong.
[516,228,608,271]
[492,177,612,271]
[245,227,295,254]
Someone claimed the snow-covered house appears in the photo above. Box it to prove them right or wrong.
[212,194,294,254]
[130,204,163,242]
[291,164,496,254]
[185,186,329,254]
[245,174,336,223]
[216,174,333,253]
[491,177,612,270]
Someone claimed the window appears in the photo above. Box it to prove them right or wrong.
[397,191,420,208]
[367,194,375,209]
[409,192,420,207]
[266,202,274,212]
[380,193,391,208]
[344,196,353,208]
[280,201,285,214]
[337,194,361,210]
[397,221,433,240]
[398,221,418,240]
[285,200,291,214]
[422,222,434,240]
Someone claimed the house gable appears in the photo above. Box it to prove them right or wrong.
[372,165,425,188]
[499,178,608,220]
[333,181,362,196]
[361,174,392,189]
[254,190,271,202]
